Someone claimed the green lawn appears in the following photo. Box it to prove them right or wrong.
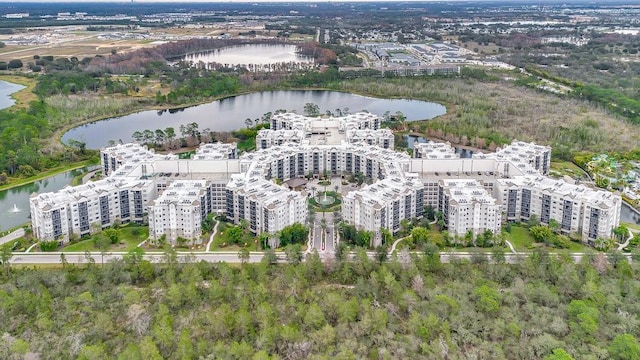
[62,239,98,252]
[60,224,148,252]
[506,226,534,250]
[507,224,593,253]
[209,222,258,251]
[549,161,590,181]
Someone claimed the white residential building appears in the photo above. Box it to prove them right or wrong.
[30,177,155,242]
[496,176,621,243]
[343,175,424,244]
[225,176,308,236]
[148,180,211,244]
[100,143,177,176]
[413,141,460,159]
[438,179,501,238]
[474,140,551,175]
[192,142,237,160]
[31,113,621,248]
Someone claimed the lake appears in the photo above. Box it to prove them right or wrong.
[181,44,313,66]
[0,80,25,110]
[0,166,97,231]
[62,90,447,149]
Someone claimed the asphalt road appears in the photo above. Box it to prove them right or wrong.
[7,250,626,265]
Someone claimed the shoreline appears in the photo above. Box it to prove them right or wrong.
[0,159,96,193]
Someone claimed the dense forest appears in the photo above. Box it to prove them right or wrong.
[1,251,640,359]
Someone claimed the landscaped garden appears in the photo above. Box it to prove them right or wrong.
[309,190,342,212]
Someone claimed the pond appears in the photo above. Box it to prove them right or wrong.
[0,166,98,231]
[62,90,447,149]
[0,80,25,110]
[622,202,640,226]
[180,44,313,66]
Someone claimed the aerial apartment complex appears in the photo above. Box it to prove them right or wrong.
[30,112,621,247]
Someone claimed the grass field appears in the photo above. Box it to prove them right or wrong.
[60,225,148,252]
[340,77,640,153]
[209,221,258,251]
[550,161,591,180]
[506,224,592,253]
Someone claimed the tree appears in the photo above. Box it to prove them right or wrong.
[164,127,176,147]
[154,129,166,145]
[103,228,120,244]
[132,131,143,143]
[8,59,23,69]
[613,225,629,242]
[139,336,163,360]
[335,242,347,262]
[278,223,309,247]
[549,219,561,233]
[609,334,640,360]
[545,349,575,360]
[1,245,12,276]
[95,236,111,265]
[285,244,303,265]
[226,226,243,245]
[425,204,436,221]
[238,248,250,264]
[303,102,320,117]
[411,226,430,247]
[530,225,554,242]
[262,248,278,265]
[374,244,388,264]
[176,328,194,360]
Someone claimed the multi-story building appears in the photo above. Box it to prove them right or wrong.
[100,142,177,176]
[474,140,551,175]
[31,113,621,248]
[413,141,460,159]
[30,177,155,242]
[225,175,308,237]
[438,179,501,238]
[343,175,424,244]
[148,180,212,244]
[192,142,237,160]
[496,176,621,243]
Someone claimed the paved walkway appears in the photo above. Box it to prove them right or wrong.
[205,220,220,252]
[25,243,38,253]
[617,228,637,251]
[81,169,101,184]
[388,236,409,254]
[505,240,518,254]
[0,228,25,247]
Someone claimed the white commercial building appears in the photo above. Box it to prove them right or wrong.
[31,113,621,248]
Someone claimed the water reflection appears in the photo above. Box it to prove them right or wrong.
[62,90,447,149]
[0,166,98,230]
[622,202,640,225]
[0,80,25,110]
[181,44,313,66]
